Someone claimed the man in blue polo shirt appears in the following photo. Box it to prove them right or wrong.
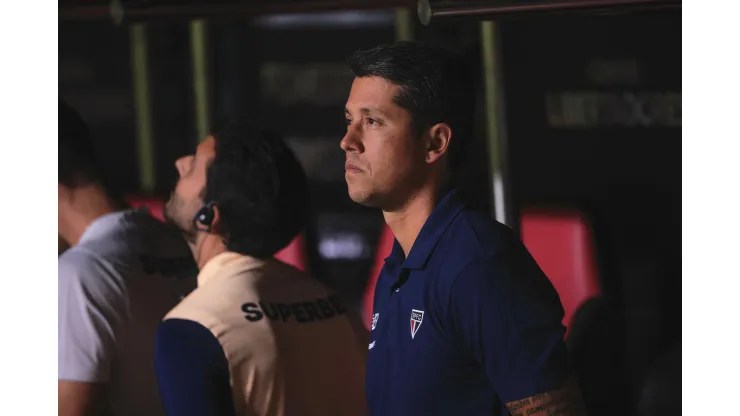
[341,41,587,416]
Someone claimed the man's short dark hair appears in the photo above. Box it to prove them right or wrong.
[204,118,309,259]
[349,41,476,175]
[59,100,100,187]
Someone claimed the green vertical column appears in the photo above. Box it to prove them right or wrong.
[130,23,155,193]
[395,7,414,41]
[190,19,210,143]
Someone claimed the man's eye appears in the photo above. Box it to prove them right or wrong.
[366,118,377,126]
[345,118,352,126]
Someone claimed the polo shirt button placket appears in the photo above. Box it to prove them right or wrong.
[383,268,407,413]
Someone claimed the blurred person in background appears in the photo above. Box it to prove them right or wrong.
[58,101,197,416]
[341,41,587,416]
[156,118,368,416]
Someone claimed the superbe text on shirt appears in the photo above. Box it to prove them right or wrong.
[241,295,348,324]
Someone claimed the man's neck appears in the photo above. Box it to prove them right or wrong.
[191,235,229,270]
[60,185,120,246]
[383,184,448,258]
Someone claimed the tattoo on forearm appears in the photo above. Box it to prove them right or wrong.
[505,378,586,416]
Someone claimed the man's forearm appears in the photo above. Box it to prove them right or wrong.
[505,376,587,416]
[58,380,104,416]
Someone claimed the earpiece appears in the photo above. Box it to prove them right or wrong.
[193,201,217,232]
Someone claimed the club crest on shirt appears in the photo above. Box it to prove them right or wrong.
[371,313,379,330]
[410,309,424,339]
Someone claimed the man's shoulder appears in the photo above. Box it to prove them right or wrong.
[59,246,113,283]
[433,208,521,277]
[164,287,207,321]
[61,216,197,296]
[443,211,563,315]
[454,208,519,251]
[81,210,186,253]
[166,259,356,330]
[58,246,130,315]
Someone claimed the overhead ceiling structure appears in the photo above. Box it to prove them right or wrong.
[59,0,680,23]
[59,0,415,22]
[417,0,681,25]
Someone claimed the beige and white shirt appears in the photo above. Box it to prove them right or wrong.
[155,252,368,416]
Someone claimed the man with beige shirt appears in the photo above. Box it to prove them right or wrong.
[155,118,368,415]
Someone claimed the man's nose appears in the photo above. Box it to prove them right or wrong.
[340,126,363,153]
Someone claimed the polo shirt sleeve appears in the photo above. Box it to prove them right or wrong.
[155,319,236,416]
[58,251,125,383]
[447,250,569,403]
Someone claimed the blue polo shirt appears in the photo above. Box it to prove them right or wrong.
[366,189,569,416]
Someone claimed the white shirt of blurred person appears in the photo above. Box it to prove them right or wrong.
[58,101,197,416]
[155,119,369,416]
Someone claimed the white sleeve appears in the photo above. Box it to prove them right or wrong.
[58,250,126,383]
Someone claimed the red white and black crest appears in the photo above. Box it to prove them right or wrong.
[410,309,424,339]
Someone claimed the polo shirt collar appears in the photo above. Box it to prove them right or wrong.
[385,188,467,271]
[197,251,267,287]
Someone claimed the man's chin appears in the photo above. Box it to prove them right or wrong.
[348,187,380,208]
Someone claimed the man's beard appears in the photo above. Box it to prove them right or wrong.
[164,193,198,244]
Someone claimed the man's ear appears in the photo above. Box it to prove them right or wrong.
[424,122,452,165]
